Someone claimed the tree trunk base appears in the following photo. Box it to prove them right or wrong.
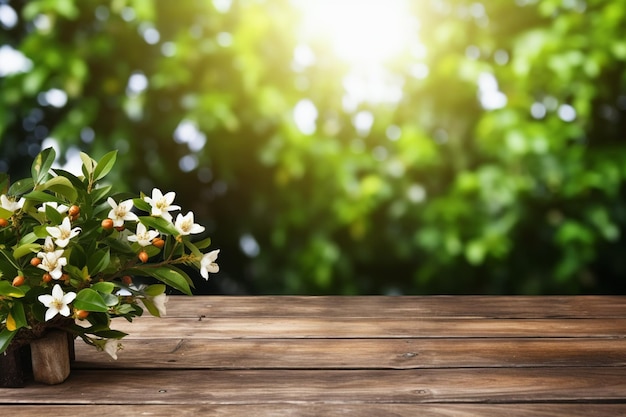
[30,330,71,385]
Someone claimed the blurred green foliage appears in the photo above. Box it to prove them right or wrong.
[1,0,626,294]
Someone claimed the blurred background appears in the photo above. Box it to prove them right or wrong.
[1,0,626,295]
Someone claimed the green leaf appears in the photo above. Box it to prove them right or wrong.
[53,168,85,189]
[102,293,120,307]
[10,303,27,330]
[80,152,96,175]
[93,150,118,181]
[8,178,34,196]
[0,207,13,219]
[74,288,109,312]
[132,198,152,214]
[17,226,42,245]
[91,281,115,294]
[102,236,135,255]
[22,190,67,205]
[87,248,110,276]
[183,239,203,259]
[31,147,56,185]
[0,328,17,354]
[114,304,137,315]
[192,236,212,250]
[45,203,65,225]
[141,297,160,317]
[0,281,25,298]
[138,216,179,236]
[30,226,49,239]
[0,249,20,270]
[144,284,165,296]
[129,266,192,295]
[90,185,112,204]
[12,243,40,259]
[92,329,127,339]
[40,176,78,202]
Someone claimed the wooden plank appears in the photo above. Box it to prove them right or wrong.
[103,316,626,339]
[72,337,626,369]
[3,368,625,404]
[3,404,626,417]
[164,296,626,319]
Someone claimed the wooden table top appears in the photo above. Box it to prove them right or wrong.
[2,295,626,416]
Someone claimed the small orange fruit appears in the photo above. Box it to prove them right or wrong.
[138,250,149,263]
[42,273,52,283]
[152,237,165,249]
[0,218,8,227]
[101,218,114,230]
[30,257,42,267]
[122,275,133,285]
[68,205,80,217]
[75,310,89,320]
[12,275,25,286]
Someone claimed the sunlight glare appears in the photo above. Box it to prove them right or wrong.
[294,0,416,66]
[293,0,420,105]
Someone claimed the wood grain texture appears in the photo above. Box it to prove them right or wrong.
[102,316,626,338]
[74,337,626,369]
[163,296,626,318]
[4,404,626,417]
[5,368,626,404]
[2,296,625,416]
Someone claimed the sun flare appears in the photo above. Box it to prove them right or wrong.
[294,0,417,66]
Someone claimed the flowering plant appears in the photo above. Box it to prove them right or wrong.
[0,148,219,359]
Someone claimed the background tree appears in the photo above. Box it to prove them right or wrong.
[1,0,625,294]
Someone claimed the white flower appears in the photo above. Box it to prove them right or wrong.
[200,249,220,279]
[0,195,25,213]
[37,249,67,279]
[37,202,69,214]
[127,223,159,247]
[144,188,180,222]
[37,284,76,321]
[107,197,138,227]
[174,211,205,236]
[46,217,81,248]
[42,236,56,252]
[103,339,122,360]
[152,293,168,317]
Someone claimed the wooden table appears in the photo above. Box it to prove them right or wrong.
[2,296,626,416]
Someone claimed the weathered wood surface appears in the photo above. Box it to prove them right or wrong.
[73,338,626,369]
[160,295,626,318]
[2,296,626,416]
[3,404,626,417]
